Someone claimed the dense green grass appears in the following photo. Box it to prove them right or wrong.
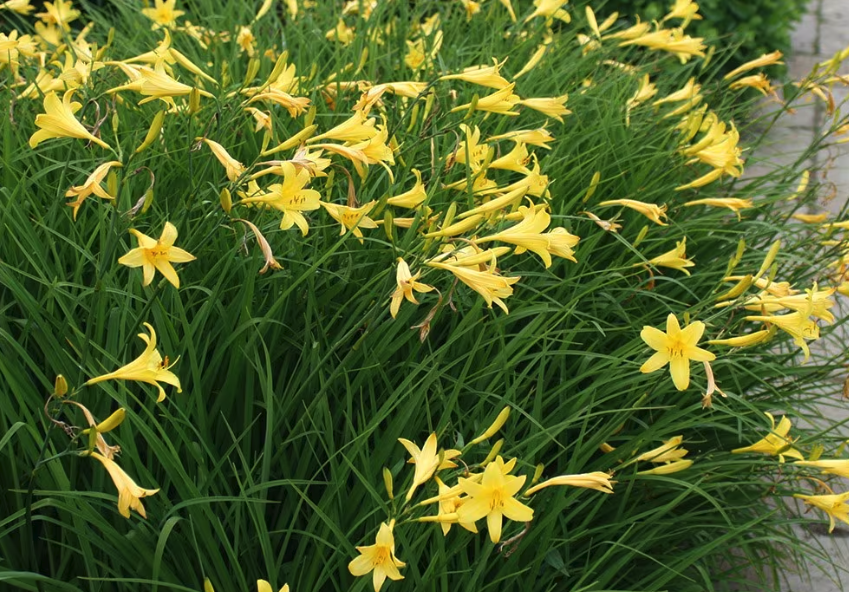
[1,1,849,591]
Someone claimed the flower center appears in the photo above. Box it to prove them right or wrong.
[373,546,390,566]
[666,339,687,359]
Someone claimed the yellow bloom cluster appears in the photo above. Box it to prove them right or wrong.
[348,407,615,591]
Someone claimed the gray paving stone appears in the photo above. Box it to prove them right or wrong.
[792,9,820,55]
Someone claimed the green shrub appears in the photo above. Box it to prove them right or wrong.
[592,0,812,68]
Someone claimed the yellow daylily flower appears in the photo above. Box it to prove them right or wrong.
[325,18,355,45]
[732,412,804,462]
[239,163,321,235]
[524,0,571,23]
[321,201,379,243]
[118,222,196,288]
[744,310,819,362]
[683,197,754,220]
[620,28,706,63]
[793,212,829,223]
[90,452,159,518]
[455,459,533,543]
[794,491,849,534]
[141,0,185,29]
[476,204,580,268]
[707,329,772,347]
[489,141,531,174]
[387,169,428,209]
[390,258,435,318]
[348,521,405,592]
[663,0,702,27]
[653,77,701,106]
[440,58,510,89]
[430,476,477,535]
[65,161,123,220]
[257,580,289,592]
[644,237,694,275]
[487,127,554,149]
[398,433,460,501]
[723,50,784,80]
[525,471,615,495]
[795,459,849,479]
[29,90,111,150]
[640,313,715,391]
[309,110,377,144]
[200,138,245,182]
[86,322,181,403]
[427,253,519,314]
[599,199,668,225]
[451,83,521,116]
[36,0,79,29]
[1,0,35,15]
[635,435,689,463]
[729,73,774,95]
[518,95,571,122]
[108,66,212,106]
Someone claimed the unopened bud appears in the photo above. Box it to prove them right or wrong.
[54,375,68,397]
[383,467,394,500]
[470,406,510,445]
[220,187,232,214]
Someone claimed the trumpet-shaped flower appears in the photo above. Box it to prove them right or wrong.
[489,142,531,174]
[744,309,819,362]
[645,237,695,275]
[141,0,185,29]
[440,59,510,89]
[86,323,181,403]
[390,258,435,318]
[240,163,322,235]
[309,110,377,144]
[683,197,754,220]
[487,127,554,149]
[455,459,533,543]
[348,522,405,592]
[386,169,427,209]
[29,90,111,150]
[518,95,571,122]
[640,313,715,391]
[1,0,35,15]
[732,413,804,462]
[599,199,668,225]
[118,222,196,288]
[451,83,521,116]
[795,459,849,479]
[65,161,123,220]
[635,435,689,463]
[525,471,615,495]
[36,0,79,29]
[90,452,159,518]
[724,51,784,80]
[322,201,379,243]
[793,491,849,533]
[524,0,571,23]
[200,138,245,182]
[397,433,460,500]
[428,256,519,313]
[477,205,580,267]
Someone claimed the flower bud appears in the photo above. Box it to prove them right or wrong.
[54,375,68,397]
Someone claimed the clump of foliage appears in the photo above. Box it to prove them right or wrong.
[1,1,849,592]
[590,0,811,70]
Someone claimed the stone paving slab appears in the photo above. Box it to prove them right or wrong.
[779,0,849,590]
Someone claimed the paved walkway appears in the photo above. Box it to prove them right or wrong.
[781,1,849,590]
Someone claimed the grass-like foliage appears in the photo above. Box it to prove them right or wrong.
[2,1,849,591]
